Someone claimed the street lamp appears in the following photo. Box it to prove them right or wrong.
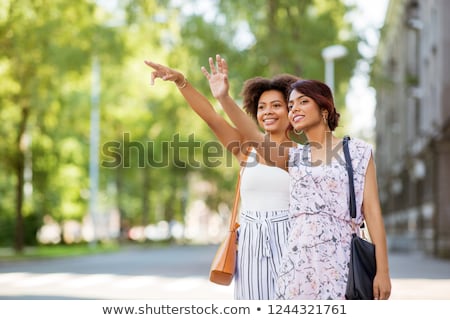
[89,55,100,245]
[321,44,348,94]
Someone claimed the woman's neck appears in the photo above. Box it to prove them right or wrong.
[268,131,294,145]
[305,127,336,148]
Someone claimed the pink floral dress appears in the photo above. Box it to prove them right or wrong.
[276,138,372,299]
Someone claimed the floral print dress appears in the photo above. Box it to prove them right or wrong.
[276,138,372,300]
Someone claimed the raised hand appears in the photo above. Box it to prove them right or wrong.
[144,60,186,87]
[201,54,230,99]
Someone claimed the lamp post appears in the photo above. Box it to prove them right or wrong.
[89,55,100,245]
[321,44,348,94]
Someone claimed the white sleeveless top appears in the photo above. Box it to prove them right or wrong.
[239,150,290,212]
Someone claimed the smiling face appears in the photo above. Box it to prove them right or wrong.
[256,90,291,133]
[288,89,326,132]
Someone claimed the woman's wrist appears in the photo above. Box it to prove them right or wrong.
[175,75,188,89]
[216,93,232,102]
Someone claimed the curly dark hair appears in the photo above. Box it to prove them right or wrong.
[289,79,340,131]
[241,74,300,121]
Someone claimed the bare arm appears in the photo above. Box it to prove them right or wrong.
[201,55,287,168]
[362,155,392,300]
[144,60,244,160]
[201,55,263,144]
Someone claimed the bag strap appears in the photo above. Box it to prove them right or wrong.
[229,167,243,231]
[228,153,248,231]
[342,136,356,219]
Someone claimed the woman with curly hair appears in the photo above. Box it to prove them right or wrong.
[145,56,299,299]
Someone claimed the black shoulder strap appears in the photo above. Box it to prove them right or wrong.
[343,136,356,219]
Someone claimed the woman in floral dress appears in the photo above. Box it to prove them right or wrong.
[276,79,391,300]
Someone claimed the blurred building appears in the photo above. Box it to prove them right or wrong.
[372,0,450,258]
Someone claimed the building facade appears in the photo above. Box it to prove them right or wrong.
[372,0,450,258]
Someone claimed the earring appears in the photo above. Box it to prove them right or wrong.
[294,128,303,135]
[323,116,328,125]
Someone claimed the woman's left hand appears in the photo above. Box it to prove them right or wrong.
[201,54,230,99]
[373,272,391,300]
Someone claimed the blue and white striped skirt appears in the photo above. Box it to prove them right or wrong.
[234,209,291,300]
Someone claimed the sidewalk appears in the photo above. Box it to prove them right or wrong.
[388,250,450,299]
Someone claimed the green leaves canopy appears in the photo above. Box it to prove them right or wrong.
[0,0,360,249]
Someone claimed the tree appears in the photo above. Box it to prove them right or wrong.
[0,0,124,251]
[179,0,359,107]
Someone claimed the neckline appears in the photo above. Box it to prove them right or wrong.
[244,155,289,175]
[245,148,289,174]
[301,140,346,168]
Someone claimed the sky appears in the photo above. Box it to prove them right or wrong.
[344,0,390,140]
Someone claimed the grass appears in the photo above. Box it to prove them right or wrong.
[0,241,120,262]
[0,239,180,262]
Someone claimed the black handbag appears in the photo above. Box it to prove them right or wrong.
[343,136,376,300]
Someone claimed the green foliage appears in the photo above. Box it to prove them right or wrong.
[0,241,120,261]
[0,0,362,249]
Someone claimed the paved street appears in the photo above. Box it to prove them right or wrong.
[0,244,449,300]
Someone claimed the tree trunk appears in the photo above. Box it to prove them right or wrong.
[141,168,150,226]
[14,105,29,253]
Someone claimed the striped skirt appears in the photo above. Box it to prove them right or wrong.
[234,209,291,300]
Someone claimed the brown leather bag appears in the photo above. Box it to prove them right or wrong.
[209,166,244,285]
